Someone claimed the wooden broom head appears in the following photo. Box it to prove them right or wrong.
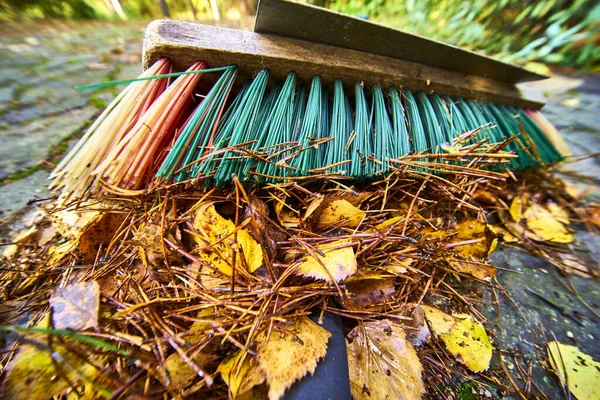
[143,19,546,109]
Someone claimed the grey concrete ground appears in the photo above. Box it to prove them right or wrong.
[0,21,598,399]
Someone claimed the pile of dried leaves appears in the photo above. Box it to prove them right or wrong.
[1,161,599,399]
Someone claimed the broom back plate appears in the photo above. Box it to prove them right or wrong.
[143,20,546,109]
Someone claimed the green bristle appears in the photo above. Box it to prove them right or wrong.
[388,87,411,157]
[143,65,565,188]
[324,79,353,175]
[372,84,394,174]
[211,69,269,184]
[441,96,472,143]
[402,88,428,155]
[415,91,445,151]
[254,72,298,183]
[350,83,373,178]
[241,83,283,182]
[156,66,238,182]
[465,100,499,147]
[474,102,506,145]
[488,104,536,169]
[454,98,487,148]
[507,106,563,164]
[293,76,323,176]
[291,85,307,142]
[429,94,458,143]
[317,89,331,171]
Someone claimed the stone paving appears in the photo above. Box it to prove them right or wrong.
[0,20,599,399]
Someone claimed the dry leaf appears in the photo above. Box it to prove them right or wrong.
[488,224,519,243]
[256,317,330,400]
[347,320,424,400]
[52,205,124,263]
[448,260,497,281]
[509,194,528,222]
[524,204,574,243]
[559,253,596,278]
[218,350,265,397]
[448,219,497,280]
[52,204,103,239]
[164,351,218,390]
[584,205,600,229]
[343,270,396,310]
[368,216,403,233]
[303,194,324,220]
[547,202,570,225]
[0,317,109,400]
[274,199,300,228]
[192,202,264,276]
[315,199,366,229]
[453,219,497,258]
[78,212,124,263]
[423,306,493,372]
[295,239,357,282]
[2,226,39,258]
[547,341,600,400]
[49,281,100,330]
[47,240,78,264]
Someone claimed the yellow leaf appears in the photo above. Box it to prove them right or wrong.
[488,224,519,243]
[164,351,218,390]
[509,194,527,222]
[0,317,110,399]
[547,202,570,225]
[303,194,324,220]
[368,216,403,233]
[524,204,574,244]
[52,202,108,240]
[316,199,366,229]
[454,219,497,258]
[347,320,424,400]
[47,240,78,264]
[547,341,600,400]
[382,256,413,275]
[2,226,39,258]
[274,200,300,228]
[447,220,497,280]
[295,239,357,282]
[448,260,496,281]
[423,306,493,372]
[256,317,330,400]
[422,305,456,336]
[192,203,264,276]
[218,350,265,397]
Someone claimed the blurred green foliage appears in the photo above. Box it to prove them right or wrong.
[0,0,256,21]
[320,0,599,69]
[1,0,597,69]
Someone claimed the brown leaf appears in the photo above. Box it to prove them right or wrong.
[243,195,283,260]
[49,281,100,330]
[78,212,124,263]
[343,270,396,310]
[347,320,424,400]
[256,317,330,400]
